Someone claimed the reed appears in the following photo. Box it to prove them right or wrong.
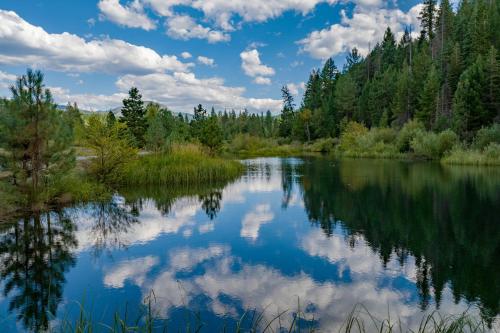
[121,144,244,186]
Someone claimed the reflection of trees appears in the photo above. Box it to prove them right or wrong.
[86,200,139,255]
[199,191,222,220]
[280,159,296,209]
[119,184,226,221]
[0,211,77,332]
[291,158,500,321]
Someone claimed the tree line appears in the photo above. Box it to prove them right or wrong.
[276,0,499,142]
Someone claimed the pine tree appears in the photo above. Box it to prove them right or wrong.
[0,69,75,202]
[120,87,147,147]
[279,86,295,137]
[303,70,322,110]
[345,48,362,71]
[392,62,415,126]
[484,46,500,122]
[200,114,223,153]
[419,0,437,41]
[417,66,440,129]
[335,74,357,122]
[381,27,397,67]
[106,111,116,128]
[452,57,488,139]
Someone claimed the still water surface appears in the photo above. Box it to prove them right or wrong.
[1,158,499,332]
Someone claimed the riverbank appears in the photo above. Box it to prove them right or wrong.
[222,122,500,166]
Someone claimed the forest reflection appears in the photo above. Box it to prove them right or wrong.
[286,158,500,322]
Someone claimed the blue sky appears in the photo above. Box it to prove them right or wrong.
[0,0,423,113]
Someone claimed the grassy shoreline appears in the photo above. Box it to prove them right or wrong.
[121,144,244,185]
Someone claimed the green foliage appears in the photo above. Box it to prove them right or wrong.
[82,114,137,184]
[473,124,500,150]
[338,121,369,152]
[443,143,500,166]
[120,87,147,147]
[199,115,224,153]
[411,129,458,159]
[279,86,295,138]
[0,69,75,205]
[122,144,244,185]
[396,119,426,152]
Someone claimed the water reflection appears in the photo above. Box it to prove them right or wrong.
[0,211,76,331]
[298,159,500,321]
[0,157,498,332]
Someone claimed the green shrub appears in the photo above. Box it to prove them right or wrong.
[396,120,425,152]
[473,124,500,150]
[484,142,500,160]
[411,129,458,159]
[308,138,337,152]
[338,121,368,152]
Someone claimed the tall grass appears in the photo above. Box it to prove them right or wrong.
[49,300,495,333]
[442,144,500,166]
[121,144,244,185]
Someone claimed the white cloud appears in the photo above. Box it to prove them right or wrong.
[165,15,230,43]
[240,204,274,241]
[134,244,484,333]
[98,0,157,30]
[145,0,340,31]
[197,56,215,67]
[29,70,281,112]
[114,72,281,112]
[0,10,191,75]
[180,51,192,59]
[298,4,422,59]
[104,256,159,288]
[240,49,275,85]
[286,82,305,95]
[0,70,16,90]
[168,245,230,271]
[253,76,271,85]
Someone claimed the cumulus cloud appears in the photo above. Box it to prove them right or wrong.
[240,49,275,85]
[298,4,422,59]
[6,69,281,112]
[114,72,281,112]
[104,256,159,288]
[0,10,191,75]
[98,0,157,30]
[165,15,230,43]
[240,204,274,241]
[144,0,339,31]
[197,56,215,67]
[180,51,192,59]
[286,82,305,95]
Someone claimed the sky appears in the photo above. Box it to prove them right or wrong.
[0,0,424,113]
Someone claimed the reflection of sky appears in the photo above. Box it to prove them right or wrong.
[0,158,498,332]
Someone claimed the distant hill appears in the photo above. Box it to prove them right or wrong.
[56,101,193,120]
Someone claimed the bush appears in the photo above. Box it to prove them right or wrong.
[411,129,458,159]
[473,124,500,150]
[338,121,368,152]
[396,120,425,153]
[308,138,337,153]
